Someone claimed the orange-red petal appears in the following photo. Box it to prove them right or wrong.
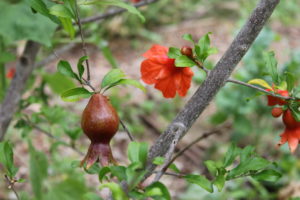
[143,44,168,59]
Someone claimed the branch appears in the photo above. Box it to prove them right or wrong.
[226,78,294,100]
[120,119,135,141]
[80,0,159,24]
[0,41,40,141]
[145,0,280,178]
[4,175,20,200]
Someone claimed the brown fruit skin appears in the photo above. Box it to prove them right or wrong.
[271,107,283,118]
[180,46,193,58]
[81,93,119,144]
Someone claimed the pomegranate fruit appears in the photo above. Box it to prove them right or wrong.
[81,93,119,168]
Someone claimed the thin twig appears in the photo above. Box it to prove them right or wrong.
[24,116,84,156]
[153,130,221,182]
[226,78,294,100]
[153,171,185,178]
[120,119,134,141]
[80,0,159,24]
[4,175,20,200]
[74,0,91,82]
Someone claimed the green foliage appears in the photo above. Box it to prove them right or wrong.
[0,1,57,46]
[144,182,171,200]
[127,141,148,167]
[168,47,181,59]
[184,174,213,193]
[0,141,18,179]
[99,41,119,69]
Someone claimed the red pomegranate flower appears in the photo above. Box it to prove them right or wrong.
[140,44,194,98]
[278,109,300,153]
[266,88,289,106]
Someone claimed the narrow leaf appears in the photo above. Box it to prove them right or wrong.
[101,69,125,89]
[49,4,75,19]
[184,174,213,193]
[252,169,282,182]
[77,56,88,79]
[182,34,194,44]
[264,51,280,84]
[145,182,171,200]
[59,17,75,39]
[105,79,146,92]
[247,79,272,90]
[61,87,92,102]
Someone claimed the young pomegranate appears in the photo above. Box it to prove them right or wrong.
[81,93,119,168]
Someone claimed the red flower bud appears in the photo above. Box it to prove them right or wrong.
[282,109,298,129]
[180,46,193,58]
[271,107,283,118]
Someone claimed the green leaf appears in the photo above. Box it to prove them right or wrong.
[57,60,76,78]
[0,141,18,179]
[0,1,57,46]
[264,51,280,85]
[28,140,48,200]
[44,72,76,94]
[168,47,181,59]
[228,157,270,179]
[240,145,255,163]
[77,56,88,79]
[99,41,118,69]
[195,32,216,62]
[99,183,128,200]
[251,169,282,182]
[182,34,194,44]
[110,166,127,181]
[101,69,125,89]
[214,172,226,192]
[126,162,147,190]
[223,143,240,167]
[204,160,218,176]
[184,174,213,193]
[285,72,295,92]
[82,0,145,22]
[105,79,146,92]
[49,4,75,19]
[61,87,92,102]
[145,182,171,200]
[127,142,148,166]
[59,17,75,39]
[98,166,111,182]
[175,55,196,67]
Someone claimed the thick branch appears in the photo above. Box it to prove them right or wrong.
[0,41,40,140]
[145,0,280,177]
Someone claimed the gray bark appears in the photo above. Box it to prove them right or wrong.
[0,41,40,140]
